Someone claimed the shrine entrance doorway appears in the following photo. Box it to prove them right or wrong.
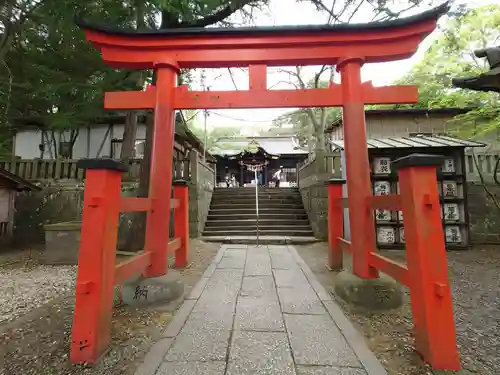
[72,3,461,371]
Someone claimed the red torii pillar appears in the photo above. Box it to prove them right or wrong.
[76,3,451,283]
[75,3,456,367]
[143,62,178,277]
[338,57,379,278]
[77,3,449,281]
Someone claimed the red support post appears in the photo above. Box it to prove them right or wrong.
[338,58,378,279]
[173,180,189,268]
[70,159,126,364]
[394,154,460,370]
[144,63,178,278]
[327,179,345,270]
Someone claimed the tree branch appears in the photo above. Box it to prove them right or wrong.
[278,67,308,89]
[307,0,342,23]
[228,68,238,90]
[176,0,256,28]
[472,148,500,210]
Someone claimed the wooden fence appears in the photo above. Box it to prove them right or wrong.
[296,150,500,185]
[3,151,497,184]
[0,157,191,182]
[297,152,342,188]
[464,151,500,184]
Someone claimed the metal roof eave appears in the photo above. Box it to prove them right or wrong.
[328,135,486,151]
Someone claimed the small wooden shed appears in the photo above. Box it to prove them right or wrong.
[330,134,485,249]
[0,168,41,244]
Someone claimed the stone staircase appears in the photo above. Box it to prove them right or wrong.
[203,187,314,237]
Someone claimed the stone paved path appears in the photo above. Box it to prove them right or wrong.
[135,244,387,375]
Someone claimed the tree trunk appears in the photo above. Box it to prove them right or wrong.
[138,111,154,197]
[120,112,138,161]
[119,111,153,251]
[119,1,145,163]
[120,4,255,250]
[49,131,58,158]
[307,121,314,160]
[315,129,326,152]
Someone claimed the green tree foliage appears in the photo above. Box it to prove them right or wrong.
[273,0,436,153]
[394,4,500,137]
[0,0,148,156]
[0,0,270,157]
[189,121,242,151]
[272,77,340,145]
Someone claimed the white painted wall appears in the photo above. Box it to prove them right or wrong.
[14,123,148,159]
[14,130,43,159]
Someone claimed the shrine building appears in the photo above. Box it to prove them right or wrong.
[211,136,308,187]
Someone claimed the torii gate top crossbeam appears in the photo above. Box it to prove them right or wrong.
[77,2,449,69]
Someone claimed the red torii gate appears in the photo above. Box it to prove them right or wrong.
[72,1,460,370]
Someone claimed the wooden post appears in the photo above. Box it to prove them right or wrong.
[173,180,189,268]
[189,149,199,184]
[327,179,345,270]
[70,159,126,364]
[394,153,460,370]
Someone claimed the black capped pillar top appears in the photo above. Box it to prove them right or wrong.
[392,153,445,171]
[327,178,346,185]
[76,158,128,172]
[172,179,188,186]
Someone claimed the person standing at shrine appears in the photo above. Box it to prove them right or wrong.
[272,167,282,188]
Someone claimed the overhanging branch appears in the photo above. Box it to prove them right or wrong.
[176,0,256,28]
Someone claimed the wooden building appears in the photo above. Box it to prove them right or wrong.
[211,136,308,187]
[11,112,213,163]
[330,135,484,249]
[0,168,41,244]
[326,107,475,140]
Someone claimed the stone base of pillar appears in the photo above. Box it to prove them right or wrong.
[121,270,184,307]
[334,271,403,310]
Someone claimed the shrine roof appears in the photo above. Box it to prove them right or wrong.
[325,107,475,132]
[452,67,500,93]
[329,135,485,150]
[76,2,449,38]
[213,136,307,156]
[452,46,500,93]
[0,168,41,192]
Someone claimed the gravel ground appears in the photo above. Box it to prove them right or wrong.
[295,243,500,375]
[0,262,76,324]
[0,240,220,375]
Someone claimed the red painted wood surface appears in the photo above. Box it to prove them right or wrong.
[71,165,189,363]
[74,4,458,369]
[70,169,122,363]
[398,163,460,370]
[143,65,178,278]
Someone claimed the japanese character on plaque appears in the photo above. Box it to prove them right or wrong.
[377,227,396,244]
[374,181,391,196]
[443,203,460,222]
[443,181,458,198]
[373,157,391,174]
[399,227,405,243]
[442,158,455,173]
[398,211,404,221]
[445,226,462,243]
[375,210,392,222]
